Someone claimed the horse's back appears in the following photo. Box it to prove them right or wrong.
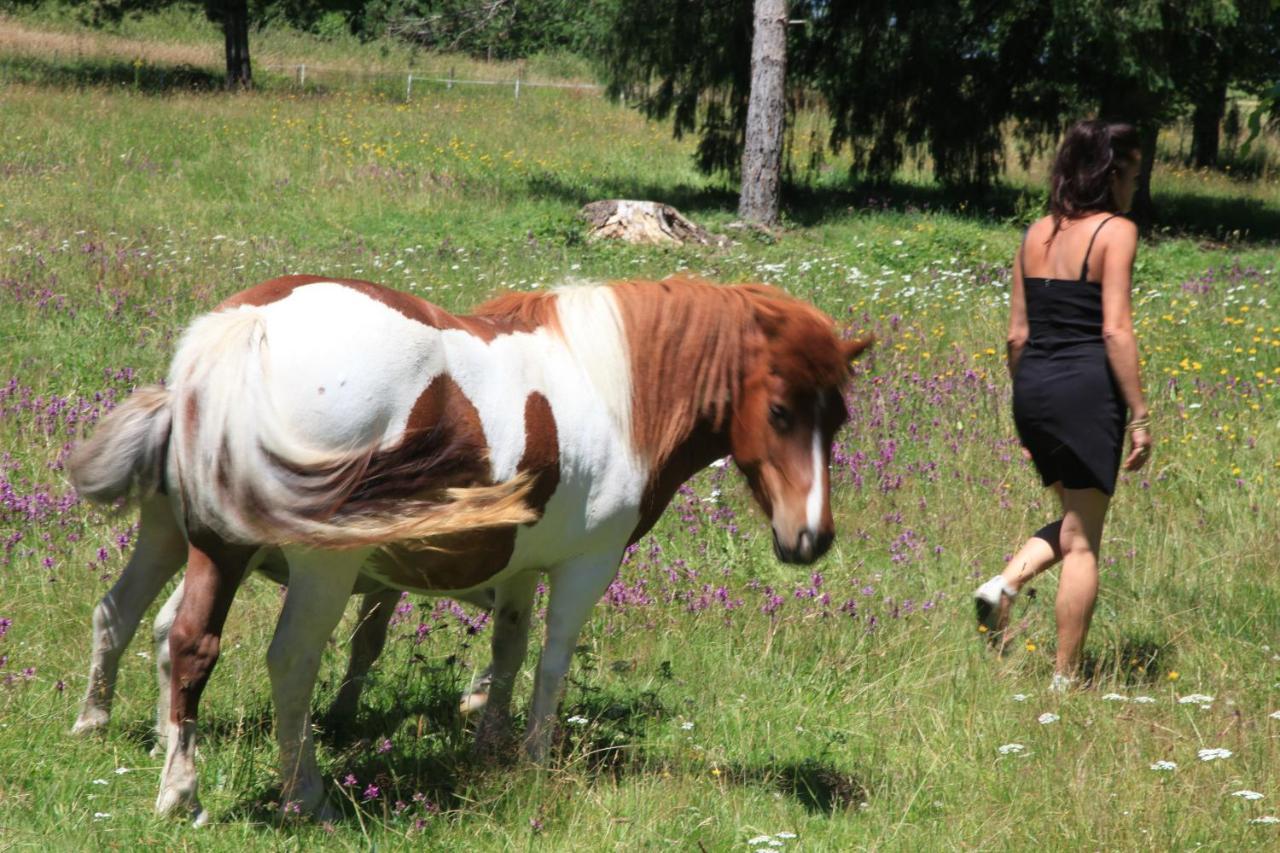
[221,279,446,452]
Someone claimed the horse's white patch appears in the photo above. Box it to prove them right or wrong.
[550,285,635,461]
[805,405,824,532]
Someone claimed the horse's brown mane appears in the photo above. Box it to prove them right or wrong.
[469,276,848,472]
[470,289,563,336]
[610,275,847,469]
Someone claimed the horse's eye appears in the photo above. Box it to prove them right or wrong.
[768,403,792,430]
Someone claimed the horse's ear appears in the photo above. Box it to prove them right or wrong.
[842,335,874,365]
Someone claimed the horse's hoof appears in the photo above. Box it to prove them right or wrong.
[278,791,338,824]
[155,788,201,822]
[71,708,110,736]
[458,690,489,716]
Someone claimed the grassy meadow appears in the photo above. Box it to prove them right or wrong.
[1,11,1279,851]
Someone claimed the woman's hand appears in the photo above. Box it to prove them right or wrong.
[1123,424,1152,471]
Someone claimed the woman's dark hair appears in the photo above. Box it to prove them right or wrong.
[1048,120,1141,228]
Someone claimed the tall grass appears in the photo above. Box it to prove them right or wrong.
[1,12,1278,851]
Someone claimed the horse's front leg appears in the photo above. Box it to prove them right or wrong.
[525,556,620,762]
[325,586,399,724]
[473,574,537,755]
[156,535,253,826]
[269,547,366,819]
[73,496,186,735]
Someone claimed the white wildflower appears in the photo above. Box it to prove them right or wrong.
[1250,816,1280,824]
[998,743,1025,755]
[1038,713,1060,725]
[1132,696,1156,704]
[747,836,773,846]
[113,767,129,775]
[1179,694,1214,705]
[91,779,108,786]
[681,721,695,731]
[93,812,111,820]
[566,715,588,726]
[1198,747,1233,761]
[1233,790,1265,801]
[1102,693,1128,702]
[1269,710,1280,720]
[1011,693,1028,702]
[1149,761,1177,771]
[776,832,797,839]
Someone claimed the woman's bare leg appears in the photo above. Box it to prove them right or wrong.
[981,486,1066,635]
[1053,487,1109,680]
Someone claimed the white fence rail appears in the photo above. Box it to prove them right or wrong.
[259,63,604,100]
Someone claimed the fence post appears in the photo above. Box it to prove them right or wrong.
[406,73,413,101]
[514,74,520,101]
[447,67,454,90]
[297,64,306,87]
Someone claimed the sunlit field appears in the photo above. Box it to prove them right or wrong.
[1,12,1278,851]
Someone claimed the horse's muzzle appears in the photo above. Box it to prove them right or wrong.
[772,528,834,565]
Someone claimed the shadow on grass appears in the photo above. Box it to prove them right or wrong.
[197,664,872,826]
[1082,636,1171,687]
[0,55,225,93]
[527,170,1280,245]
[117,703,277,755]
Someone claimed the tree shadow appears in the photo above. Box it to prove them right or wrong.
[1082,636,1170,687]
[117,702,277,755]
[725,759,871,813]
[0,55,225,94]
[526,170,1279,245]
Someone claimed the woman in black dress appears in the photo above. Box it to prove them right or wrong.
[974,120,1153,691]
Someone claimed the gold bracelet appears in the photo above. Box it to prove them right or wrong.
[1125,416,1150,435]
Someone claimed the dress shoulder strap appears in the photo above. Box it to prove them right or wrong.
[1079,214,1122,281]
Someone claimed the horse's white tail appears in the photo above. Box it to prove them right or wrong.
[68,386,172,504]
[85,307,534,548]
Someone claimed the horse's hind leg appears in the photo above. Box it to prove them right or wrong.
[73,495,186,735]
[148,579,184,756]
[269,547,366,818]
[457,587,496,715]
[325,586,399,724]
[155,534,253,825]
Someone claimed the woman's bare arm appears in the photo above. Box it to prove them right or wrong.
[1007,242,1029,378]
[1098,217,1152,469]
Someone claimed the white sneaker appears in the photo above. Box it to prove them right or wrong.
[973,574,1017,634]
[1048,673,1077,694]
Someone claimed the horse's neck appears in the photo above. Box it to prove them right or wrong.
[628,419,731,545]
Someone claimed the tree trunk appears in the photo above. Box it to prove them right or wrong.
[1130,122,1158,229]
[1189,77,1227,169]
[223,0,252,90]
[738,0,787,227]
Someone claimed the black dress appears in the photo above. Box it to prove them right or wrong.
[1012,215,1127,495]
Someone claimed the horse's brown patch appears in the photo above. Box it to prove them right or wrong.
[519,392,560,520]
[363,390,561,592]
[346,374,491,509]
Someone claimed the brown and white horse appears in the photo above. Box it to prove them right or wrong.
[69,274,870,824]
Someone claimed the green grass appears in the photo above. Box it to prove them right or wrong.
[1,11,1279,852]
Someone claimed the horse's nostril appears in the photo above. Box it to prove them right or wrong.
[797,529,814,560]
